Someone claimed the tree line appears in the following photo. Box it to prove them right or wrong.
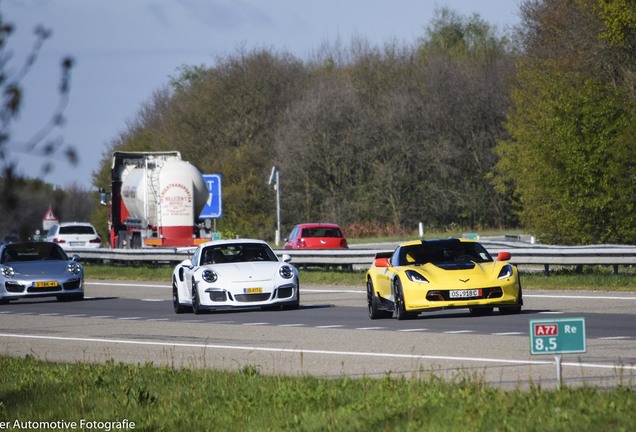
[3,2,635,246]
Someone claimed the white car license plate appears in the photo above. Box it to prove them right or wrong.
[244,287,263,294]
[449,289,481,298]
[70,241,84,246]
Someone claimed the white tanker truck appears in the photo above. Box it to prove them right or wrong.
[104,151,210,248]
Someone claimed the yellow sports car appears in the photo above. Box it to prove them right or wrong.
[366,238,522,319]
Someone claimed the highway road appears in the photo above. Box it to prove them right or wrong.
[1,280,635,390]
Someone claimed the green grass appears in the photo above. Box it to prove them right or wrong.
[83,263,636,291]
[1,355,633,431]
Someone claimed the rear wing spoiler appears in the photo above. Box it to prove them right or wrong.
[374,251,393,260]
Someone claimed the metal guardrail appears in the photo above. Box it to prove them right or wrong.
[68,240,636,275]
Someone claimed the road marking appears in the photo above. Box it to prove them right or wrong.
[356,327,386,331]
[315,325,344,329]
[398,329,429,332]
[278,324,305,327]
[65,314,87,317]
[118,317,142,320]
[40,313,61,316]
[598,336,632,340]
[538,311,564,315]
[93,315,114,319]
[146,318,169,322]
[493,332,523,336]
[242,322,269,326]
[2,332,635,371]
[142,299,164,302]
[444,330,475,334]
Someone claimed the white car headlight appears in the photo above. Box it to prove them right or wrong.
[279,265,293,279]
[67,262,82,275]
[202,269,218,283]
[498,264,513,280]
[1,266,15,278]
[405,270,429,283]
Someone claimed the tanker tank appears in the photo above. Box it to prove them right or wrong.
[120,159,208,241]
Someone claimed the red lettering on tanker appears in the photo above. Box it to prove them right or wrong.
[160,183,192,216]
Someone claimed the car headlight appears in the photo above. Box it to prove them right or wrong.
[498,264,513,280]
[279,265,294,279]
[405,270,429,283]
[202,269,218,283]
[67,262,82,275]
[1,266,15,278]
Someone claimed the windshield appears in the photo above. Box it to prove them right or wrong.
[1,242,68,263]
[200,243,278,265]
[396,240,492,266]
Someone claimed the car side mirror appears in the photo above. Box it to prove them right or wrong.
[374,257,390,268]
[282,254,292,263]
[71,254,80,262]
[497,251,511,261]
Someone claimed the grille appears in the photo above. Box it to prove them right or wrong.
[235,293,271,302]
[5,282,25,293]
[426,287,503,301]
[63,279,82,290]
[277,287,294,299]
[27,285,62,293]
[208,291,227,302]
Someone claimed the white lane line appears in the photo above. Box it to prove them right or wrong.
[538,311,564,315]
[444,330,475,334]
[242,322,269,326]
[117,317,142,320]
[278,324,305,327]
[398,329,429,332]
[525,294,636,301]
[146,318,169,322]
[65,314,87,317]
[356,327,386,331]
[315,325,344,329]
[93,316,114,319]
[598,336,632,340]
[142,299,165,302]
[3,332,635,371]
[493,332,524,336]
[40,313,61,316]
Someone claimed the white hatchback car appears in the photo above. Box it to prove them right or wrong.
[46,222,102,249]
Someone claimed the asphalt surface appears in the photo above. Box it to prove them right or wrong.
[1,280,635,389]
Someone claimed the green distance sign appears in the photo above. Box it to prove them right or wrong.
[529,317,586,355]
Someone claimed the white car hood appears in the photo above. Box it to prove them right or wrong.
[209,262,281,283]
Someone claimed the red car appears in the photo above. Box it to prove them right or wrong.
[283,223,348,249]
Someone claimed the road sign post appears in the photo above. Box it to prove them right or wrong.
[529,317,586,388]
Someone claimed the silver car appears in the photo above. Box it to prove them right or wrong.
[0,242,84,303]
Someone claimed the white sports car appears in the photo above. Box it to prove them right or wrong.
[172,239,299,314]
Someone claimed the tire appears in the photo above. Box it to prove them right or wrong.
[469,306,494,316]
[499,284,523,315]
[173,279,190,314]
[367,278,389,319]
[283,285,300,310]
[192,282,202,315]
[393,278,413,320]
[57,292,84,302]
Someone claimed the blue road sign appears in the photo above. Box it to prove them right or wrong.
[200,174,222,218]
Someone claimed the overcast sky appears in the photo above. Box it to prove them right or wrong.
[4,0,521,189]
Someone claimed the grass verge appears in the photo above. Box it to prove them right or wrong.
[83,263,636,291]
[1,355,634,431]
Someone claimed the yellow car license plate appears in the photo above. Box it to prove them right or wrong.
[449,289,481,298]
[33,281,59,288]
[244,287,263,294]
